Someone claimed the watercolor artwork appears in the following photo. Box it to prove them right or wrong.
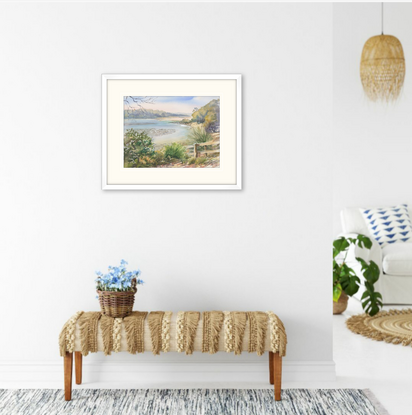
[123,96,220,168]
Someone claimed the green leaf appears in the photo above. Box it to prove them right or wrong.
[340,263,356,278]
[340,274,360,296]
[356,257,367,270]
[364,281,374,293]
[333,270,340,284]
[361,290,383,316]
[360,260,380,284]
[340,263,351,275]
[333,237,350,255]
[357,234,372,249]
[333,284,342,302]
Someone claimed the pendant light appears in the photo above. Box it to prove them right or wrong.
[360,3,405,102]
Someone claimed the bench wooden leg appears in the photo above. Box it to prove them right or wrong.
[75,352,82,385]
[272,352,282,401]
[64,352,73,401]
[269,351,274,385]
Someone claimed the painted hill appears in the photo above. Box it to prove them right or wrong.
[124,108,187,119]
[190,99,220,132]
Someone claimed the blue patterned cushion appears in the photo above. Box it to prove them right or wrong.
[361,204,412,247]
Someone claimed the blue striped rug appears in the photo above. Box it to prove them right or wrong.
[0,389,388,415]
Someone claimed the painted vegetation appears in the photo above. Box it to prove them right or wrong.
[123,96,220,168]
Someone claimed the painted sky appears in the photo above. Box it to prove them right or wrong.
[124,96,219,115]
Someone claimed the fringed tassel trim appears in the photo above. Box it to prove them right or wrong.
[176,311,185,353]
[100,315,114,356]
[59,321,70,357]
[209,311,224,354]
[136,312,148,353]
[124,311,147,354]
[203,311,224,354]
[161,311,172,353]
[248,312,257,354]
[78,312,101,356]
[224,311,234,353]
[59,311,83,356]
[124,315,137,354]
[176,311,200,355]
[232,312,247,355]
[185,312,200,355]
[202,312,210,353]
[255,312,268,356]
[148,311,164,355]
[267,311,287,357]
[113,318,123,353]
[78,313,90,356]
[88,312,102,353]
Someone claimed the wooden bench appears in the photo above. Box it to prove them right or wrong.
[60,311,287,402]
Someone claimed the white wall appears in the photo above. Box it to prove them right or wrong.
[0,2,334,385]
[333,3,412,235]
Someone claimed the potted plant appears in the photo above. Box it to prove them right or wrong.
[95,259,144,318]
[333,235,382,316]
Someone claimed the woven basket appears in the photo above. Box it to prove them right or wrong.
[333,292,348,315]
[97,278,137,318]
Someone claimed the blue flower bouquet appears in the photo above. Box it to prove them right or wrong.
[95,260,144,318]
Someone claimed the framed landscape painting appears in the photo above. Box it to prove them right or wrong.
[102,74,241,190]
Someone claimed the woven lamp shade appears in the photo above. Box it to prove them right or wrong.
[360,34,405,102]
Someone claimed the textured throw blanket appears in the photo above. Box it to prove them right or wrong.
[59,311,287,357]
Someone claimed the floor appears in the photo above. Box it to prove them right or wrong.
[278,299,410,415]
[272,299,410,415]
[327,300,410,415]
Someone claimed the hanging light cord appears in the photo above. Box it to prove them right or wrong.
[381,2,384,35]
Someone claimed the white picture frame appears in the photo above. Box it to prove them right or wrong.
[102,74,242,190]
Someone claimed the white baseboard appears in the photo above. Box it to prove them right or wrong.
[0,360,336,388]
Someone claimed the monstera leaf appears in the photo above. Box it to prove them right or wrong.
[356,234,372,249]
[356,258,380,284]
[361,282,383,317]
[340,275,360,297]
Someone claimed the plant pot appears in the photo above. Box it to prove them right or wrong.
[97,290,136,318]
[333,292,348,315]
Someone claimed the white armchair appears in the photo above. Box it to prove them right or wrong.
[340,207,412,304]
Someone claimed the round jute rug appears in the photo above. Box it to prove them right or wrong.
[346,309,412,347]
